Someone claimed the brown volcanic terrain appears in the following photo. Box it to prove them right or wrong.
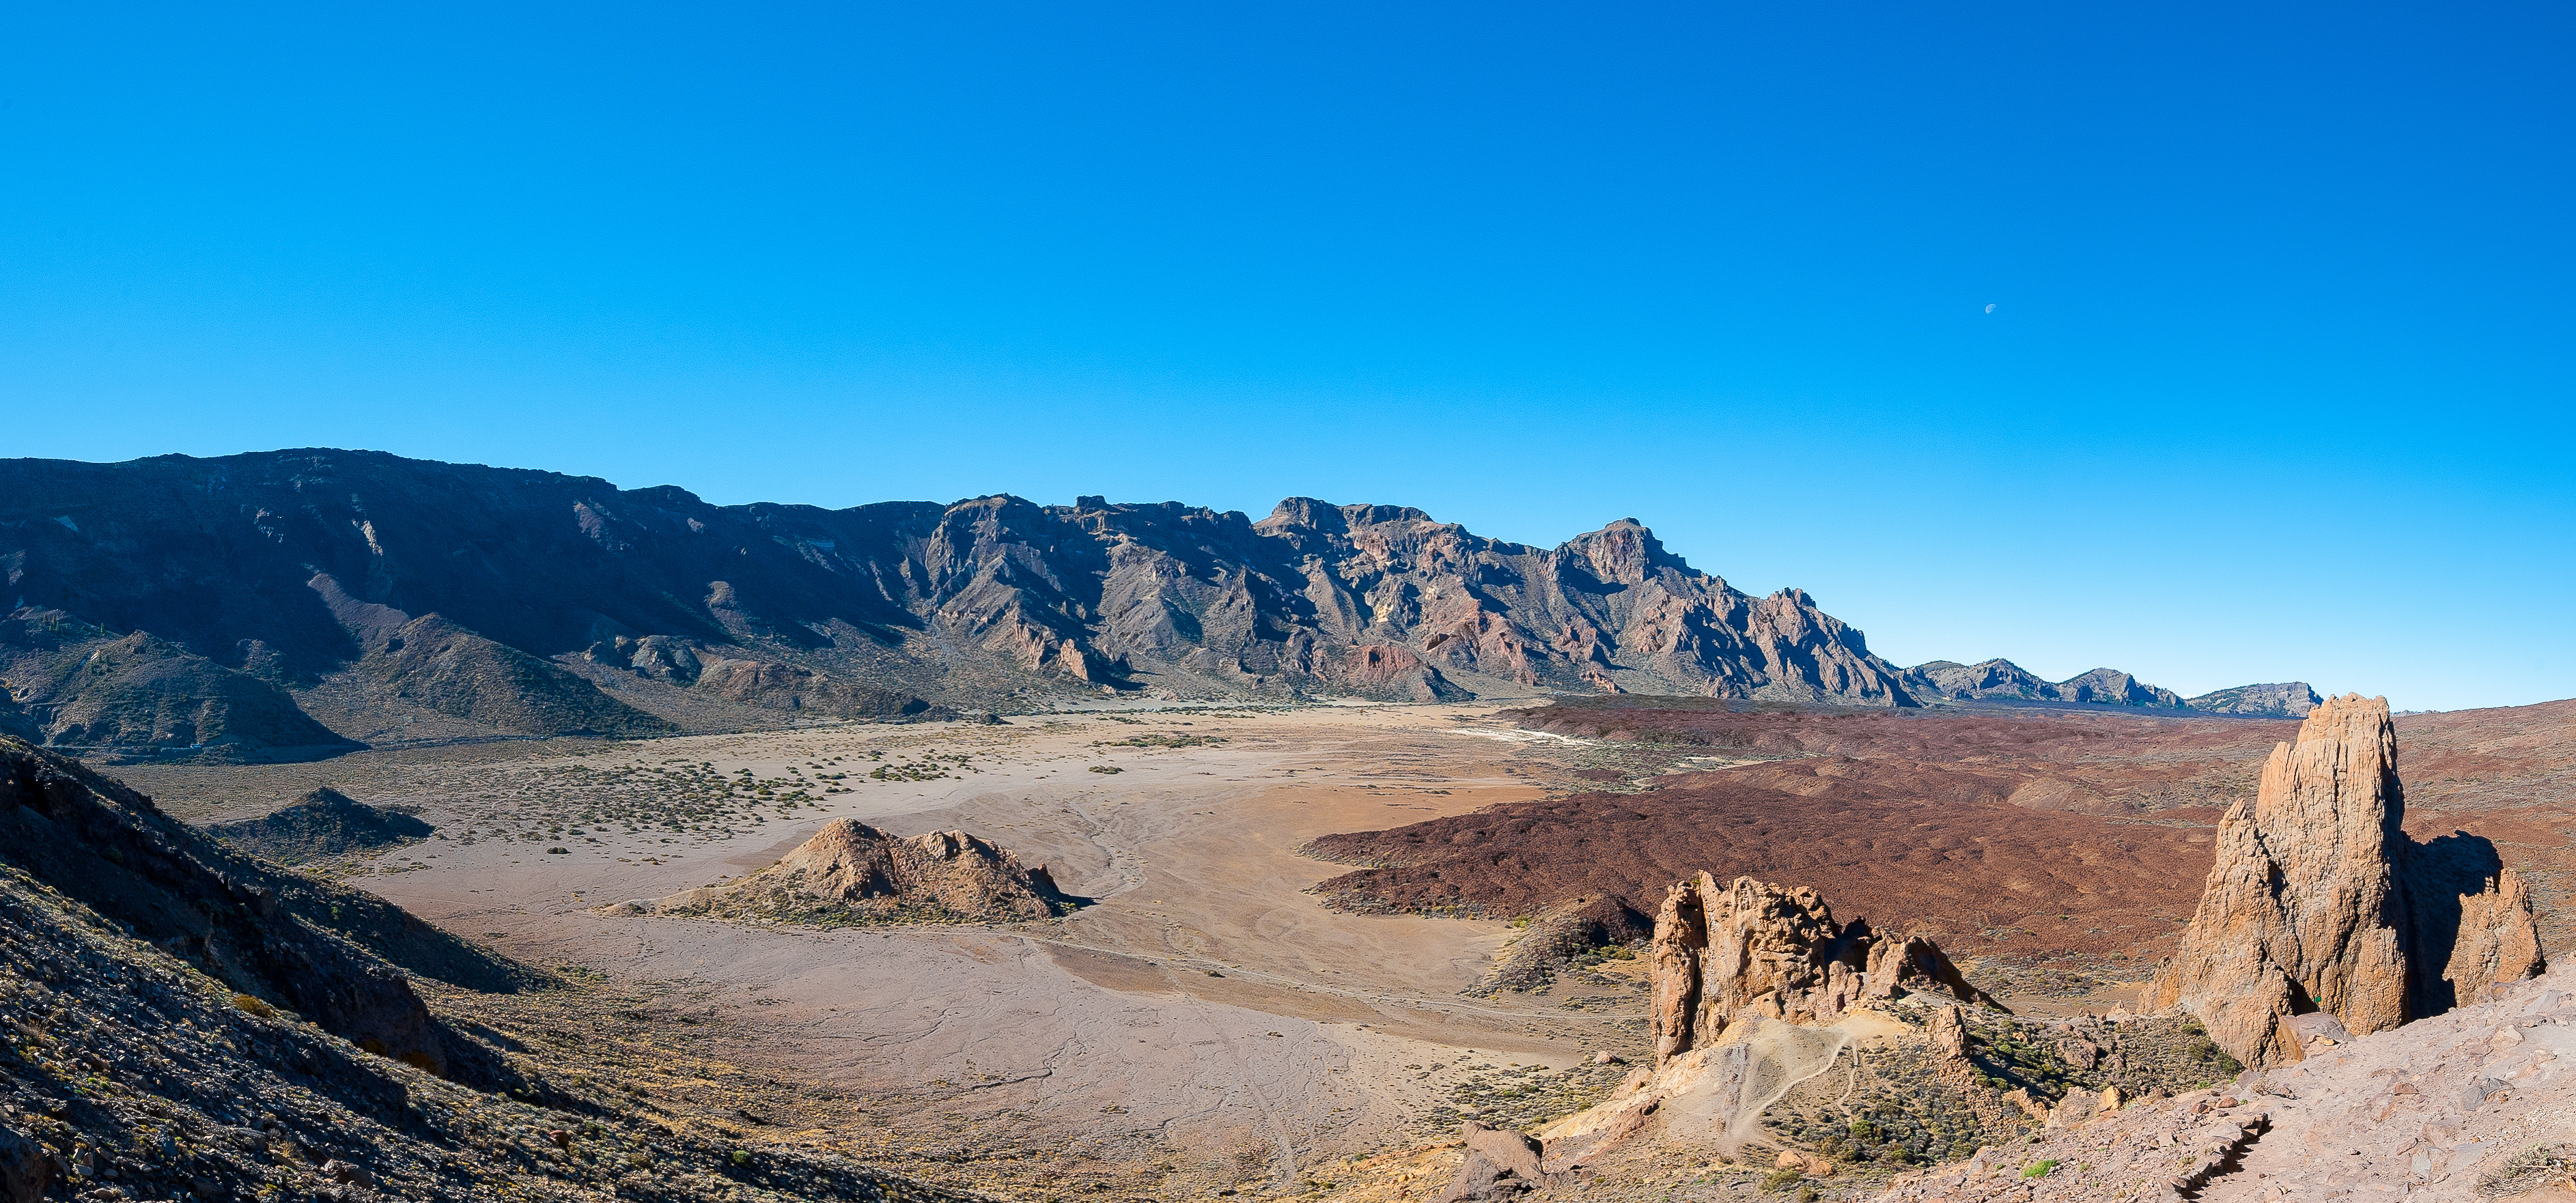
[1308,698,2576,982]
[1504,696,2301,815]
[1307,754,2222,975]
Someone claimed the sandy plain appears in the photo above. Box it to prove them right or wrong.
[115,703,1657,1195]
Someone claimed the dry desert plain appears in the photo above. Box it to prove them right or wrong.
[113,704,1672,1198]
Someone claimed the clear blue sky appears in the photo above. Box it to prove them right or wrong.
[4,3,2568,711]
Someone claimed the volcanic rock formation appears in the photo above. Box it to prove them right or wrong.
[1650,874,1998,1062]
[205,786,434,864]
[2151,694,2543,1066]
[651,819,1078,924]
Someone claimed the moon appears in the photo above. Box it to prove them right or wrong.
[1984,303,1997,314]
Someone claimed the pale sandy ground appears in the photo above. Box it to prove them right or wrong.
[121,704,1650,1191]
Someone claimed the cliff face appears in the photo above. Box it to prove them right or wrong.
[0,451,1920,756]
[2151,695,2544,1066]
[2183,681,2323,717]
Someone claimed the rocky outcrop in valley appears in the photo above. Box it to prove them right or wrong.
[2152,694,2545,1067]
[205,786,434,864]
[647,818,1080,924]
[1649,875,1998,1062]
[1433,877,2239,1200]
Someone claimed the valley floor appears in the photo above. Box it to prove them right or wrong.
[114,704,1663,1198]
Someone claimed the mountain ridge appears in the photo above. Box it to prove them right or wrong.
[0,449,2304,760]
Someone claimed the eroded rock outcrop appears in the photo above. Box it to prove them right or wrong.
[2151,694,2543,1067]
[651,818,1080,924]
[1653,874,1998,1062]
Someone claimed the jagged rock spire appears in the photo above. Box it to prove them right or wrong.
[2153,694,2544,1066]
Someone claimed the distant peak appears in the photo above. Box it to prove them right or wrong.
[1257,498,1436,533]
[1563,520,1688,584]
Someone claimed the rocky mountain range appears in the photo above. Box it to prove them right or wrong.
[0,449,2311,761]
[1902,659,2321,716]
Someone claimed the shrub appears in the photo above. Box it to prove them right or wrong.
[230,993,276,1019]
[2022,1160,2059,1178]
[1759,1168,1804,1191]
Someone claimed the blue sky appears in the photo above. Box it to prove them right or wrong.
[4,2,2568,711]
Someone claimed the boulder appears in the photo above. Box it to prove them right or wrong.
[1436,1122,1550,1202]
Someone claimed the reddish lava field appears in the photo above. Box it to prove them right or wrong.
[1308,698,2576,977]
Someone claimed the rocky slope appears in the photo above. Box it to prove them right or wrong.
[2,449,2310,761]
[1871,960,2576,1202]
[0,737,978,1203]
[2153,695,2545,1068]
[645,819,1079,924]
